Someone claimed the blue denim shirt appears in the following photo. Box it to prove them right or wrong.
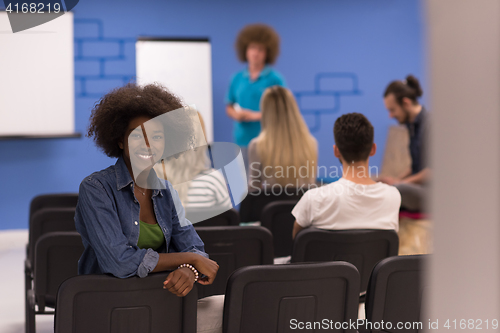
[75,156,208,278]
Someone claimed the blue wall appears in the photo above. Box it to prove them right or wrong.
[0,0,425,230]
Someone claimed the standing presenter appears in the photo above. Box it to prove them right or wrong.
[225,23,286,169]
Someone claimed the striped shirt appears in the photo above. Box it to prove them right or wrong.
[186,169,232,209]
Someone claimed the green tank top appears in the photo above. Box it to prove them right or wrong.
[136,221,165,251]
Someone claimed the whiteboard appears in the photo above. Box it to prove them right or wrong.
[136,38,213,142]
[0,12,74,137]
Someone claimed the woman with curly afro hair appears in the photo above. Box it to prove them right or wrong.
[75,83,219,298]
[225,23,287,168]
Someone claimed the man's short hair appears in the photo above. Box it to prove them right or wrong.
[333,113,374,163]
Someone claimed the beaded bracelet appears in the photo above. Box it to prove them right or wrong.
[178,263,199,282]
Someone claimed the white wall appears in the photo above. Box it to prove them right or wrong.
[426,0,500,329]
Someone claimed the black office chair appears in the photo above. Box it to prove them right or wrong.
[361,255,427,333]
[25,208,77,333]
[239,188,304,223]
[55,272,198,333]
[27,193,78,271]
[187,208,240,227]
[260,200,297,257]
[291,228,399,296]
[194,226,273,299]
[26,194,78,308]
[29,193,78,219]
[223,262,360,333]
[27,208,77,265]
[26,231,84,333]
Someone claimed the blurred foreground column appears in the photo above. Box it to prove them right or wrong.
[426,0,500,330]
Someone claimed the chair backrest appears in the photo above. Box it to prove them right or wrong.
[239,188,305,222]
[364,255,427,333]
[223,262,360,333]
[33,231,84,311]
[29,193,78,220]
[28,207,77,263]
[291,228,399,293]
[194,226,273,299]
[187,208,240,227]
[55,272,198,333]
[261,200,297,257]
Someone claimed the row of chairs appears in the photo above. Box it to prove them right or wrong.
[25,193,398,333]
[199,226,399,298]
[54,255,426,333]
[25,194,80,333]
[26,224,398,331]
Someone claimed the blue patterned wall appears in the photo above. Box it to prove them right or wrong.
[74,19,135,98]
[295,73,362,133]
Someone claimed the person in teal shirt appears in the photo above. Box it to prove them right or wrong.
[225,24,286,167]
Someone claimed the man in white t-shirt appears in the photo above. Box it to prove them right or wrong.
[292,113,401,239]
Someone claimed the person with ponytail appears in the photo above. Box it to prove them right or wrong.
[247,86,317,190]
[381,74,430,212]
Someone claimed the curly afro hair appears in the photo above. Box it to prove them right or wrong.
[87,83,184,158]
[235,23,280,64]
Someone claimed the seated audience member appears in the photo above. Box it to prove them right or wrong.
[292,113,401,239]
[155,112,231,210]
[380,75,430,212]
[248,86,317,190]
[75,83,219,298]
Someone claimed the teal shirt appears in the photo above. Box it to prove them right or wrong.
[225,66,286,147]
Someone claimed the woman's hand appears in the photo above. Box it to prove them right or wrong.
[163,267,196,297]
[226,104,261,122]
[227,105,245,122]
[240,110,261,122]
[193,256,219,285]
[233,111,246,122]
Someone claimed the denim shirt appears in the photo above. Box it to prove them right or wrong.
[75,156,208,278]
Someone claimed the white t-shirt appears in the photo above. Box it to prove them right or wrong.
[292,178,401,232]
